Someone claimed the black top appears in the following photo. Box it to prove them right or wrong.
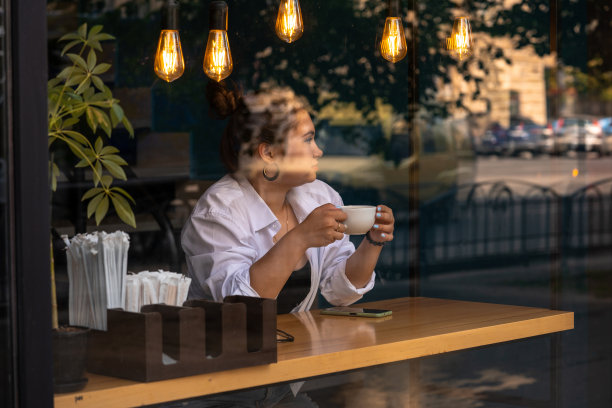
[276,260,311,314]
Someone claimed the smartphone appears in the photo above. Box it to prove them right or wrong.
[320,306,392,318]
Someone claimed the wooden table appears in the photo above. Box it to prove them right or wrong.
[54,297,574,408]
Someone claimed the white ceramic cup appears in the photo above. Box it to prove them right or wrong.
[339,205,376,235]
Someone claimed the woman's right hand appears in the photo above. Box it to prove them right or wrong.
[294,203,347,248]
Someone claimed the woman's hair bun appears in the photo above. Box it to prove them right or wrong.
[206,80,242,120]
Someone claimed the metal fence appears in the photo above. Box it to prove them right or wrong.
[408,178,612,275]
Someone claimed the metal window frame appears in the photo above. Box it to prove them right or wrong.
[9,0,53,407]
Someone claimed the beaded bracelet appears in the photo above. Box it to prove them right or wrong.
[366,231,387,247]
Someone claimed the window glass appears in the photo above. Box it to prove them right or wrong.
[46,0,611,406]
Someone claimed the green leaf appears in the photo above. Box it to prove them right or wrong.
[86,107,98,133]
[77,23,87,40]
[57,66,78,79]
[61,40,82,56]
[63,117,79,128]
[100,175,113,187]
[71,104,87,117]
[74,77,91,95]
[75,158,90,168]
[101,86,112,99]
[104,154,128,166]
[110,103,124,126]
[93,161,103,186]
[110,194,136,228]
[95,33,115,42]
[48,78,62,88]
[94,137,103,153]
[65,74,86,87]
[121,116,134,137]
[87,49,97,71]
[97,110,112,137]
[63,130,90,146]
[87,192,105,218]
[89,92,110,103]
[91,75,105,92]
[67,53,87,70]
[59,32,81,42]
[89,40,102,53]
[50,162,60,192]
[81,187,104,201]
[100,146,119,155]
[91,63,111,75]
[82,86,95,101]
[88,25,103,40]
[66,139,86,159]
[102,159,127,180]
[110,187,135,203]
[64,90,83,101]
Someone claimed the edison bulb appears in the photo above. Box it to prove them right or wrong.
[275,0,304,43]
[203,30,233,82]
[154,30,185,82]
[447,16,473,60]
[381,17,407,63]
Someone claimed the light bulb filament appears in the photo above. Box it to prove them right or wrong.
[283,3,298,35]
[162,36,178,74]
[455,33,468,49]
[387,27,400,55]
[211,39,226,75]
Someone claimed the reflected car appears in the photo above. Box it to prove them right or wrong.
[599,117,612,154]
[599,117,612,135]
[506,118,546,157]
[478,122,508,155]
[555,116,608,156]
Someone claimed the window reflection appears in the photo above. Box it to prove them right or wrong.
[46,0,611,406]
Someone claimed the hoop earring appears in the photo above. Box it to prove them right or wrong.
[263,163,280,181]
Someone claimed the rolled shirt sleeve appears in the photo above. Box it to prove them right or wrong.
[319,234,376,306]
[182,210,260,302]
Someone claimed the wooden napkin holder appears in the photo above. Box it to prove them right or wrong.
[86,296,277,382]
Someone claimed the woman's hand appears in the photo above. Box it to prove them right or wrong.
[294,203,347,248]
[368,205,394,243]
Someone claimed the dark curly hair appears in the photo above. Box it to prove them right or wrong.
[206,80,310,173]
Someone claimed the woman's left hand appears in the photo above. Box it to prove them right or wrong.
[369,205,394,243]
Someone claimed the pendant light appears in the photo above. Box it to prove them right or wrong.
[154,0,185,82]
[446,16,474,61]
[203,1,233,82]
[275,0,304,43]
[380,0,407,63]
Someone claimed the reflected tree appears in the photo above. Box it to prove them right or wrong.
[49,0,612,158]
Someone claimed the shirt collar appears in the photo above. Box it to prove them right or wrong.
[234,174,278,232]
[234,174,321,232]
[287,185,320,223]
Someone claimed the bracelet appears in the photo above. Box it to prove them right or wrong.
[366,231,387,247]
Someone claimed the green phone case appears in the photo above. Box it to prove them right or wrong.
[320,307,392,318]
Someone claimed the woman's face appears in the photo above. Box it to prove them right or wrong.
[277,110,323,185]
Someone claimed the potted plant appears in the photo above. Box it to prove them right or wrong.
[48,23,136,393]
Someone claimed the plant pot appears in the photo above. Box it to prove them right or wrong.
[52,326,89,393]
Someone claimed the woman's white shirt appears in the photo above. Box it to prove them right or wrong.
[181,174,375,312]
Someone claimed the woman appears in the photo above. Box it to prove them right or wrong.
[182,82,395,315]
